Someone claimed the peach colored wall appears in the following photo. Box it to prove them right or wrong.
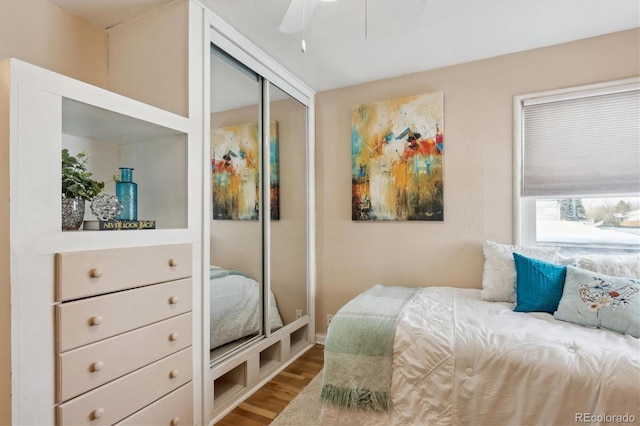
[0,0,108,88]
[107,0,188,117]
[315,29,640,333]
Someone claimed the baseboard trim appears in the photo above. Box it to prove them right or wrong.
[315,333,326,345]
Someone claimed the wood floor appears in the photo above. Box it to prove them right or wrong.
[216,344,325,425]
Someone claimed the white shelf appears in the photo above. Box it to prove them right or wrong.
[3,60,195,251]
[259,341,282,377]
[290,324,309,356]
[213,363,246,408]
[62,98,184,144]
[61,97,189,231]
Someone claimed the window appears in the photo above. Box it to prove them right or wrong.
[515,79,640,254]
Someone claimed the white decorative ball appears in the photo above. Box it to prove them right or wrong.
[90,193,123,221]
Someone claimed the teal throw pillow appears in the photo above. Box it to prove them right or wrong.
[513,252,566,313]
[554,265,640,337]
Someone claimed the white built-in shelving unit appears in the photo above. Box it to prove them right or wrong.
[0,58,203,425]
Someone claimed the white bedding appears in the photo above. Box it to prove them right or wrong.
[321,287,640,425]
[210,271,284,350]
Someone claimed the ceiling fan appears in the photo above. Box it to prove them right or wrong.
[278,0,427,52]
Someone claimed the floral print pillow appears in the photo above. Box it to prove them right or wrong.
[554,265,640,337]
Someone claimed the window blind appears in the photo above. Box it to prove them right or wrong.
[522,87,640,197]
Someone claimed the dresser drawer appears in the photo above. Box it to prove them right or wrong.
[57,313,192,403]
[55,243,192,301]
[56,347,192,426]
[56,278,192,352]
[115,382,193,426]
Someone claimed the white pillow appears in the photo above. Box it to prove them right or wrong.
[573,253,640,279]
[480,240,560,303]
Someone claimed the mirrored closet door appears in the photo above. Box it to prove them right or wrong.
[208,44,312,364]
[268,82,308,332]
[209,46,264,361]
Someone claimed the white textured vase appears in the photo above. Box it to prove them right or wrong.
[61,197,85,231]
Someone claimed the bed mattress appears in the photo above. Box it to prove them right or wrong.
[321,287,640,425]
[210,270,284,350]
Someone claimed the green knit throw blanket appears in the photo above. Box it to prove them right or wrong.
[320,284,419,412]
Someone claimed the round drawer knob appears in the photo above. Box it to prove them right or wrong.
[168,296,179,305]
[169,333,179,342]
[89,316,103,326]
[90,361,104,372]
[168,258,178,267]
[171,417,180,426]
[169,369,179,379]
[88,268,102,278]
[90,408,104,420]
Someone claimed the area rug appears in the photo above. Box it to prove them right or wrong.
[270,371,323,426]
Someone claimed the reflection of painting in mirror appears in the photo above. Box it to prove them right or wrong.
[211,121,279,220]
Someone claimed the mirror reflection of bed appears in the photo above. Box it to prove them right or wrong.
[209,266,283,360]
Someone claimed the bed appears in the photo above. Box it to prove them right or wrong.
[320,244,640,425]
[210,267,284,350]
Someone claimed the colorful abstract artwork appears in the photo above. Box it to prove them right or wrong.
[352,92,444,221]
[212,121,279,220]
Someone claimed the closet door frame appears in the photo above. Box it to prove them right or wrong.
[202,6,316,423]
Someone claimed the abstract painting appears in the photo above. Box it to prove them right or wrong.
[352,92,444,221]
[212,121,279,220]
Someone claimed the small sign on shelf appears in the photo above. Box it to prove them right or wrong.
[83,220,156,231]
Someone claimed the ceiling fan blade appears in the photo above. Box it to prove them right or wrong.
[279,0,320,34]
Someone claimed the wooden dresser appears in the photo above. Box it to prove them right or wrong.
[54,244,194,425]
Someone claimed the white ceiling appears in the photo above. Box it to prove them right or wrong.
[49,0,174,29]
[49,0,640,92]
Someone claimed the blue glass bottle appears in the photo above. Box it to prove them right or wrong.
[116,167,137,221]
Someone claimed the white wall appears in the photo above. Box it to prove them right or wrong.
[0,59,12,426]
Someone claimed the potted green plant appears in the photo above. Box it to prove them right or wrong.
[61,148,105,230]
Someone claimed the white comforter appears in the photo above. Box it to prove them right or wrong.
[321,287,640,425]
[210,272,284,350]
